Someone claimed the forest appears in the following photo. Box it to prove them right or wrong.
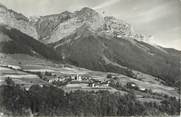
[0,78,180,116]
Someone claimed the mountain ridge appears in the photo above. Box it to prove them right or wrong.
[33,7,150,44]
[0,3,38,39]
[0,3,165,46]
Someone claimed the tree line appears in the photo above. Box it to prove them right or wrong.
[0,79,180,116]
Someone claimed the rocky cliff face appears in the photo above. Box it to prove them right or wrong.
[0,3,149,44]
[75,7,105,29]
[0,4,38,39]
[34,7,149,44]
[104,16,132,36]
[103,16,150,42]
[35,7,105,44]
[35,11,74,41]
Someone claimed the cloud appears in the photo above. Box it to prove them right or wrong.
[93,0,120,9]
[127,1,176,25]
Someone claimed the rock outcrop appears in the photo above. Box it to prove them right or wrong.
[0,4,38,39]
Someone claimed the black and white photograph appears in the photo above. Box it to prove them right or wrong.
[0,0,181,116]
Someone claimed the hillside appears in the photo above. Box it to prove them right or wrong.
[0,25,60,61]
[51,24,181,86]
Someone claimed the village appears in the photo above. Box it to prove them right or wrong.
[0,63,178,100]
[0,64,112,91]
[38,70,112,89]
[0,64,155,93]
[0,64,144,92]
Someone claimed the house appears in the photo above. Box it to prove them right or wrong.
[70,74,76,80]
[127,82,138,89]
[75,74,82,81]
[89,79,110,88]
[48,78,57,83]
[101,83,109,87]
[88,82,95,87]
[117,35,122,38]
[25,87,30,91]
[81,74,91,80]
[88,79,101,88]
[48,77,66,83]
[101,80,110,87]
[70,74,82,81]
[39,84,43,88]
[138,86,146,92]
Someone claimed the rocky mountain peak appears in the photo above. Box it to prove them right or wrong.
[0,4,152,44]
[41,10,73,20]
[0,3,38,39]
[75,7,104,30]
[61,10,73,16]
[0,3,7,10]
[78,7,97,15]
[76,7,103,21]
[35,10,75,40]
[104,16,132,35]
[0,3,8,15]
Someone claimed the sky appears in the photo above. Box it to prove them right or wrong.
[1,0,181,50]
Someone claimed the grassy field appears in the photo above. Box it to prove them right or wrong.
[0,53,179,103]
[0,65,47,89]
[113,73,179,99]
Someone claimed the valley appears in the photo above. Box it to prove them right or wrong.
[0,2,180,116]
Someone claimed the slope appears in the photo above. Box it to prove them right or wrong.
[0,25,60,61]
[51,25,181,86]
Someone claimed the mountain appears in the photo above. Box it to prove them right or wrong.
[51,23,181,85]
[0,3,38,39]
[0,4,180,86]
[35,7,148,44]
[0,25,60,61]
[34,7,105,44]
[0,4,147,44]
[35,11,74,41]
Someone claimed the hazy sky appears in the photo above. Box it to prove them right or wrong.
[1,0,181,50]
